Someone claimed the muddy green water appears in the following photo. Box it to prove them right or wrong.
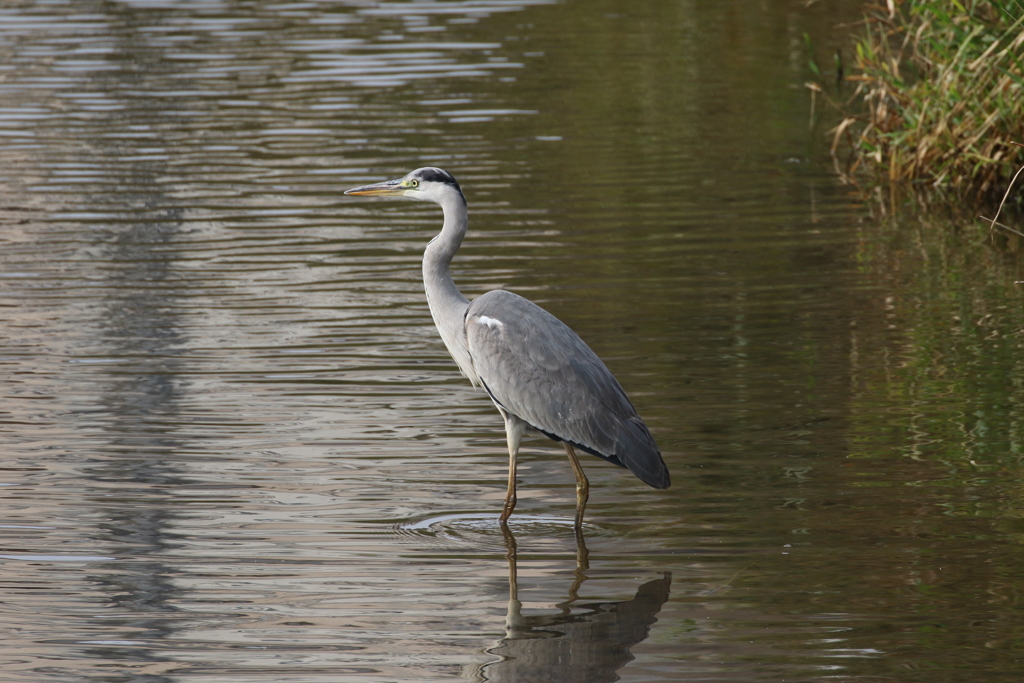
[3,1,1024,681]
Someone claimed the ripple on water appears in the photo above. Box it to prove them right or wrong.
[394,512,613,555]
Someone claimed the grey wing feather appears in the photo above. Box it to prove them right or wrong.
[465,290,670,489]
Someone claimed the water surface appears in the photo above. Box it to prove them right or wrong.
[3,1,1024,681]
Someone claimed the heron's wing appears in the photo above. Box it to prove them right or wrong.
[465,290,669,489]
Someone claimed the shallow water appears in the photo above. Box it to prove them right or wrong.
[3,1,1024,681]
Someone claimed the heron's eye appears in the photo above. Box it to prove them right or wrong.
[409,179,419,188]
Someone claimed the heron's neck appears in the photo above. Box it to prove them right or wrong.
[423,193,477,382]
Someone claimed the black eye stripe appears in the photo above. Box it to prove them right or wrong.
[414,167,460,188]
[406,167,465,204]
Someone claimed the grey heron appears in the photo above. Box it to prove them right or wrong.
[345,167,670,528]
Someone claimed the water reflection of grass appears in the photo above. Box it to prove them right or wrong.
[848,209,1024,489]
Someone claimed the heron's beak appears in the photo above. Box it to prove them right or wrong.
[344,178,406,197]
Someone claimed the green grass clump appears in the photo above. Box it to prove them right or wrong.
[833,0,1024,206]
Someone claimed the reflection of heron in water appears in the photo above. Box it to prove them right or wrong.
[345,168,670,528]
[465,527,671,683]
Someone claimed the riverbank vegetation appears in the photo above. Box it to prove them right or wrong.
[829,0,1024,210]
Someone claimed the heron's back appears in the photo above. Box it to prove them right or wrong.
[465,289,669,490]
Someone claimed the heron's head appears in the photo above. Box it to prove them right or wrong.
[344,167,465,206]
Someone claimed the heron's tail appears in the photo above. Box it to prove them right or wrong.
[617,416,671,489]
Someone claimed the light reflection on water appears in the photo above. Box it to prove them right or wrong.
[3,0,1024,682]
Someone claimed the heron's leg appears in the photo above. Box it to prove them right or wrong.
[563,442,589,529]
[499,415,523,525]
[500,447,517,525]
